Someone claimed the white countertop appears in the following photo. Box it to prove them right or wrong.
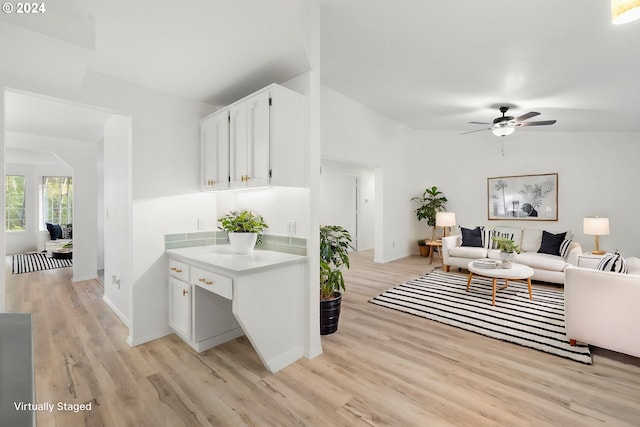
[166,245,306,274]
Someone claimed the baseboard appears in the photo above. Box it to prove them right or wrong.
[102,295,130,327]
[127,328,173,347]
[72,274,99,283]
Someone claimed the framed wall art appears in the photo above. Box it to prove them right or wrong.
[487,173,558,221]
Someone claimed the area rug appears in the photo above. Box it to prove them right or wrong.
[12,252,72,274]
[369,270,591,364]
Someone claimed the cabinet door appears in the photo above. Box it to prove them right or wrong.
[245,91,270,187]
[229,91,270,188]
[229,102,248,188]
[201,111,229,190]
[169,278,192,339]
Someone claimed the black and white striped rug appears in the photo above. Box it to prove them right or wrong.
[12,252,72,274]
[370,270,591,364]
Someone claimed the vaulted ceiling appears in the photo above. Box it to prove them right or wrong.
[4,0,640,137]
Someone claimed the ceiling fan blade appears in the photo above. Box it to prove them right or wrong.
[460,128,491,135]
[514,111,540,122]
[468,121,491,125]
[518,120,557,127]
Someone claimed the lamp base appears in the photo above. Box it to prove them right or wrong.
[591,250,606,255]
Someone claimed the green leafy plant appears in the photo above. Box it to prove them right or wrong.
[411,186,447,238]
[320,225,353,300]
[492,237,520,253]
[218,210,269,243]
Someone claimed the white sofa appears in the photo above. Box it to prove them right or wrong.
[565,261,640,358]
[442,226,582,284]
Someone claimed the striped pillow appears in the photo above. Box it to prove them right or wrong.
[481,227,492,250]
[596,252,628,274]
[559,239,572,259]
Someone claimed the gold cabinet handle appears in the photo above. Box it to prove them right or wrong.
[182,289,188,296]
[170,267,182,273]
[240,175,251,182]
[205,280,213,285]
[199,278,214,285]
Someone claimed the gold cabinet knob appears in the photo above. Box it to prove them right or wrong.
[182,289,188,296]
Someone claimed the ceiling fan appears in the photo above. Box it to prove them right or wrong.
[462,106,557,136]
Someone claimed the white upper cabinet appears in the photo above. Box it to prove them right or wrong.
[201,110,229,190]
[200,84,304,191]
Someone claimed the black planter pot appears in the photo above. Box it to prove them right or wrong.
[320,292,342,335]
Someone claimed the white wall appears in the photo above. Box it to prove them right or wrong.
[321,85,414,262]
[410,130,640,257]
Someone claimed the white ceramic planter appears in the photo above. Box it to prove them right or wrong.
[228,232,258,254]
[500,251,516,269]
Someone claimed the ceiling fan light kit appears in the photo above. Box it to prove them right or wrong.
[612,0,640,25]
[462,105,557,137]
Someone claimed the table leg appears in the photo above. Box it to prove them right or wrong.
[527,278,533,300]
[430,247,434,264]
[492,277,497,306]
[466,272,473,291]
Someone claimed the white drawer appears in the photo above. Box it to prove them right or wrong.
[169,259,189,282]
[191,267,233,300]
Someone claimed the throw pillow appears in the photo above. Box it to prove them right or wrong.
[61,224,73,240]
[597,252,628,274]
[537,231,567,256]
[46,222,62,240]
[459,226,483,247]
[559,239,573,259]
[481,227,492,250]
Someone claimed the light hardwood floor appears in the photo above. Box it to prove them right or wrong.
[5,251,640,426]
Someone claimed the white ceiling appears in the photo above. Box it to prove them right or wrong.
[5,0,640,140]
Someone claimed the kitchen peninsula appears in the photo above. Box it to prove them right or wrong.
[166,245,307,373]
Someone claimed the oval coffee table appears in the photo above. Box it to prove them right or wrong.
[467,260,534,306]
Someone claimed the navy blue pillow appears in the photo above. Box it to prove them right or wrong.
[460,226,483,247]
[538,231,567,256]
[46,223,63,240]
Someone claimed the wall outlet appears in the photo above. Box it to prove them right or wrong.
[287,221,296,236]
[112,275,120,289]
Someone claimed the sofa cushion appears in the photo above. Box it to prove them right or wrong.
[459,226,483,247]
[449,246,488,259]
[538,231,567,256]
[515,252,568,272]
[597,252,628,274]
[627,257,640,275]
[491,226,523,249]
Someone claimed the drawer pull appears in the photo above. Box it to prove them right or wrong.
[205,280,213,285]
[199,278,214,285]
[182,289,188,296]
[170,267,183,273]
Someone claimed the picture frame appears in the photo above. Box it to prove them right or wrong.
[487,173,558,221]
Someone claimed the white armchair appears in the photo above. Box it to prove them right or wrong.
[565,264,640,358]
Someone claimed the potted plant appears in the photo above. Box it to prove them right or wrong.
[218,210,269,254]
[492,236,520,269]
[411,186,447,240]
[417,239,430,257]
[320,225,352,335]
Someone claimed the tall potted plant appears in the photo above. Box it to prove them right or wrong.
[218,210,269,254]
[411,186,447,240]
[320,225,352,335]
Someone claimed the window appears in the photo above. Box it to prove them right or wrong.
[5,175,27,231]
[43,176,73,225]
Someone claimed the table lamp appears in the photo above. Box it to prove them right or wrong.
[436,212,456,238]
[583,217,609,255]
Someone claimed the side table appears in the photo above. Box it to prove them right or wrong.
[578,253,605,269]
[424,239,443,265]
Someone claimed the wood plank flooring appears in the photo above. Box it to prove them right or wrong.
[5,251,640,426]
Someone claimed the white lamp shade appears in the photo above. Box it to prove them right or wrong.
[436,212,456,227]
[612,0,640,24]
[583,217,610,235]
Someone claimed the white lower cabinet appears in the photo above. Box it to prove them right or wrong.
[167,251,306,373]
[168,277,192,340]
